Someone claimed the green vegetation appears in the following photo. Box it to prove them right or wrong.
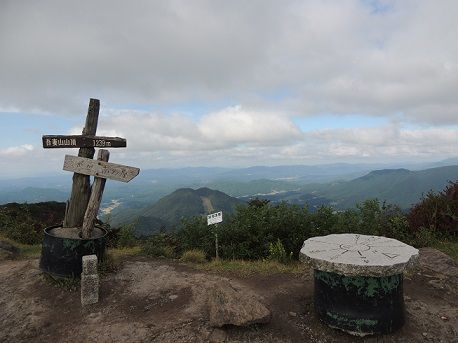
[432,239,458,264]
[1,182,457,271]
[180,249,206,263]
[194,259,308,276]
[141,232,179,258]
[112,187,242,236]
[42,273,79,291]
[268,239,293,264]
[159,182,457,263]
[0,202,65,244]
[318,166,458,209]
[408,181,458,234]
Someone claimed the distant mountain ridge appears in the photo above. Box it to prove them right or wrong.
[113,187,242,236]
[1,161,457,230]
[315,165,458,209]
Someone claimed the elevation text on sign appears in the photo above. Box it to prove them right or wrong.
[42,135,127,148]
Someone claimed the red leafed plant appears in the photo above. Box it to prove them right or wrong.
[408,181,458,234]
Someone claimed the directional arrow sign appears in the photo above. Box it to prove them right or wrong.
[63,155,139,182]
[43,135,126,148]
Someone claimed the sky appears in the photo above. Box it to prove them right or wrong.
[0,0,457,178]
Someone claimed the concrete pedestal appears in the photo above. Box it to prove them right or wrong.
[300,234,418,336]
[314,270,404,336]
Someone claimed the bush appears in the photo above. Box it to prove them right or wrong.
[216,201,312,260]
[117,224,137,248]
[177,216,214,257]
[0,216,42,245]
[267,239,293,264]
[408,182,458,235]
[141,233,179,258]
[181,249,207,263]
[409,227,439,248]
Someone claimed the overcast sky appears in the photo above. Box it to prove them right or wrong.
[0,0,457,178]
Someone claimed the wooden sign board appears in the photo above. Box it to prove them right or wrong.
[207,211,223,225]
[43,135,126,148]
[63,155,139,182]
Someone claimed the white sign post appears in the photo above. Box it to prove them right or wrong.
[207,211,223,259]
[207,211,223,225]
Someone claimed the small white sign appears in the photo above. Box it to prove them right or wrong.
[207,211,223,225]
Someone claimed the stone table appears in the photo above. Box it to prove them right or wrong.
[300,233,419,336]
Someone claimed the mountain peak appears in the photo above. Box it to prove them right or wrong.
[361,168,412,179]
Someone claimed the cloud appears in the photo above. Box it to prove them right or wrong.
[84,106,301,154]
[299,125,458,160]
[0,0,457,125]
[198,106,301,145]
[61,107,458,169]
[0,144,34,157]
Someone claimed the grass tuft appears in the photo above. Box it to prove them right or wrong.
[0,234,41,259]
[194,258,309,276]
[180,249,206,264]
[432,238,458,265]
[42,273,79,291]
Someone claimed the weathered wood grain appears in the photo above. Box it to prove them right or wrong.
[63,155,140,182]
[63,98,99,228]
[81,149,109,239]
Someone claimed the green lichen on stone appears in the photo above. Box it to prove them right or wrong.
[380,274,401,294]
[62,238,81,252]
[317,270,401,298]
[315,270,341,287]
[326,311,378,333]
[62,239,94,252]
[341,275,366,293]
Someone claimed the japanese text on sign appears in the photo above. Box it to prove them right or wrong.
[207,211,223,225]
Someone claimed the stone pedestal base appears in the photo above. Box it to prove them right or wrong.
[314,270,404,336]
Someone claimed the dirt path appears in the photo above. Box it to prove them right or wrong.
[0,250,457,342]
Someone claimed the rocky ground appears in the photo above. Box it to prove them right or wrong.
[0,248,457,343]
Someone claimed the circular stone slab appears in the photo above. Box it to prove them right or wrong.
[300,234,419,277]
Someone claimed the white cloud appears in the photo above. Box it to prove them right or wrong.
[198,106,301,145]
[0,0,457,125]
[86,106,301,154]
[299,125,458,160]
[0,0,457,174]
[0,144,34,157]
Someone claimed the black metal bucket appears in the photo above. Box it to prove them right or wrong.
[39,225,107,278]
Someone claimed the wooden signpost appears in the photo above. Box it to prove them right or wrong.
[63,155,139,182]
[43,135,126,148]
[42,98,140,239]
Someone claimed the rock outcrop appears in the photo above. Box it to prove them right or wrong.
[208,281,271,327]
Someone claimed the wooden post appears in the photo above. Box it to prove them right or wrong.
[63,98,100,228]
[81,149,110,239]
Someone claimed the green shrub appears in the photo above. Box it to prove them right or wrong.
[181,249,207,263]
[141,233,178,258]
[267,239,293,264]
[409,227,440,248]
[117,224,137,248]
[1,219,42,245]
[216,201,312,260]
[177,216,214,257]
[408,182,458,235]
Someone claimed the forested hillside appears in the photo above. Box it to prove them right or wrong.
[110,187,242,236]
